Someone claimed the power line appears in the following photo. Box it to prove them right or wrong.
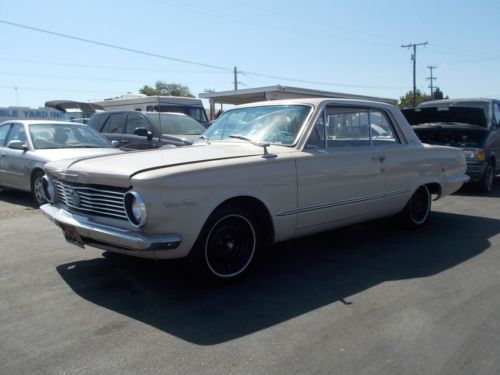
[0,56,230,73]
[240,70,408,90]
[0,19,409,91]
[0,19,232,72]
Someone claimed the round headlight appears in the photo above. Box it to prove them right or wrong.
[42,175,56,203]
[124,191,147,227]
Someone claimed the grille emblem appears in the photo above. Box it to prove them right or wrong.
[67,189,81,206]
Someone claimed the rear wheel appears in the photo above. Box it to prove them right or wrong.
[400,185,431,229]
[189,206,261,280]
[477,162,494,193]
[31,170,47,207]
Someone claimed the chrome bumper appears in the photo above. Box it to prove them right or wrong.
[40,204,181,252]
[447,174,470,184]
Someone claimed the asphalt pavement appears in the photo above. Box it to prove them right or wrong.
[1,181,499,375]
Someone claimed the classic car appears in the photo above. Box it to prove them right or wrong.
[40,99,469,280]
[402,98,500,192]
[0,120,122,206]
[87,111,207,150]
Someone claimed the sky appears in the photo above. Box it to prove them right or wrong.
[1,0,500,108]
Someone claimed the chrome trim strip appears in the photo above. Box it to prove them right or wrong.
[277,189,410,216]
[63,203,128,219]
[55,180,127,220]
[57,181,126,196]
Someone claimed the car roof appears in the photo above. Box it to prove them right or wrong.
[230,97,398,111]
[95,111,191,116]
[0,120,87,126]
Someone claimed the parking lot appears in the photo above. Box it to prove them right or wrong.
[1,181,499,375]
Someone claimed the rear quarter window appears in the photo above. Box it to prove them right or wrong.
[87,113,109,131]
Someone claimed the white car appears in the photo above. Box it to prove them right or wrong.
[0,120,122,206]
[40,99,468,280]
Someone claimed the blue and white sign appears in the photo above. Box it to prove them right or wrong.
[0,107,69,122]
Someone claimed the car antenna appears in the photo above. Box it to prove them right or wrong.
[157,94,161,144]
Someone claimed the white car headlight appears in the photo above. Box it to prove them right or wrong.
[41,175,56,203]
[463,149,476,160]
[124,191,148,227]
[463,149,485,161]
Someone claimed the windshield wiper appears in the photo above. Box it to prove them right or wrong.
[198,135,210,144]
[228,134,276,159]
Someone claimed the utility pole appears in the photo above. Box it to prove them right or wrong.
[426,65,437,99]
[401,41,428,107]
[234,66,238,90]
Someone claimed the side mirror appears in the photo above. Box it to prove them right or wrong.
[7,140,28,151]
[111,140,121,148]
[133,127,149,137]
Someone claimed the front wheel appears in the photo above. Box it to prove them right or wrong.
[477,162,494,193]
[189,206,261,280]
[400,185,431,229]
[31,170,47,207]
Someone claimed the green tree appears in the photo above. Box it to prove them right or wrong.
[433,87,448,100]
[398,89,430,108]
[139,80,194,97]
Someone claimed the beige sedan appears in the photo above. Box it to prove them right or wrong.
[41,99,469,280]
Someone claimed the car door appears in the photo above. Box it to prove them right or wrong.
[123,113,159,149]
[0,123,13,184]
[1,123,30,189]
[295,106,386,231]
[100,113,126,145]
[369,109,412,213]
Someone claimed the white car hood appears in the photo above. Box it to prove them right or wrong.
[45,143,268,187]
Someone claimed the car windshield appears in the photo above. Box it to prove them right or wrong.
[203,105,311,145]
[150,105,208,123]
[146,113,206,135]
[28,123,112,149]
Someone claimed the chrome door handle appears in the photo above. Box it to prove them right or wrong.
[1,153,6,157]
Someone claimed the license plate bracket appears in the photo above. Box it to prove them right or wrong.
[60,223,85,248]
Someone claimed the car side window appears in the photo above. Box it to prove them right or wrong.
[125,114,151,134]
[326,107,370,147]
[6,124,27,144]
[0,124,11,146]
[102,113,126,133]
[370,110,399,145]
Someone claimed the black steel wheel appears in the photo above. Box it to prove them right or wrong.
[190,206,260,280]
[401,185,431,229]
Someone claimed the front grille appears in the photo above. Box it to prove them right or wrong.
[55,180,128,220]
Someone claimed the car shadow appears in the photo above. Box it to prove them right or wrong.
[0,188,37,209]
[454,176,500,197]
[56,211,499,345]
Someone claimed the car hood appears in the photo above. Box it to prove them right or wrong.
[44,143,268,187]
[34,148,122,162]
[412,123,488,148]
